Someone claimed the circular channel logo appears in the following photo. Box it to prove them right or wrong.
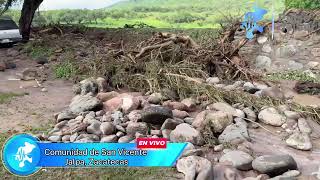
[2,134,41,176]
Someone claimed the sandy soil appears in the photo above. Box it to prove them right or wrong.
[0,47,73,133]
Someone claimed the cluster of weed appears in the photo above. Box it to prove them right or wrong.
[266,70,320,83]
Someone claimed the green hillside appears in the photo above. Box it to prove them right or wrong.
[100,0,285,28]
[4,0,286,28]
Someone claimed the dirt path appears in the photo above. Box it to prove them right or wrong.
[0,47,73,133]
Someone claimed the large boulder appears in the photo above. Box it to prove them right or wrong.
[170,123,204,146]
[96,91,119,102]
[258,107,286,127]
[141,106,173,125]
[69,95,102,114]
[286,132,312,151]
[219,150,253,170]
[252,155,298,177]
[177,156,213,180]
[121,96,140,114]
[218,121,250,144]
[193,111,233,133]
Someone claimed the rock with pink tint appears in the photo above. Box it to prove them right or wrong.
[163,101,188,111]
[121,96,140,114]
[192,110,209,129]
[172,109,190,119]
[181,98,197,111]
[127,110,142,122]
[103,97,122,112]
[96,91,119,102]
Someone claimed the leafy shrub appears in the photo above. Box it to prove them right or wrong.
[285,0,320,9]
[168,12,205,23]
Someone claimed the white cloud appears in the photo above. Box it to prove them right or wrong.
[38,0,126,10]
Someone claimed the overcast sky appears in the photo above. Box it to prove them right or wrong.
[37,0,127,10]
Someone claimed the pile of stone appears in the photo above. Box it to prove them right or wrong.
[43,77,313,179]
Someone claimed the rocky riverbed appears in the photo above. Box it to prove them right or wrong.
[39,77,320,180]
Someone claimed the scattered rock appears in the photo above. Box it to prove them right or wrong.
[207,102,237,117]
[96,91,119,102]
[252,155,297,177]
[258,107,286,126]
[121,96,140,114]
[243,108,257,122]
[76,78,99,95]
[57,110,77,122]
[202,111,233,133]
[218,121,250,144]
[177,156,213,180]
[100,122,115,135]
[127,110,142,122]
[214,144,224,152]
[100,135,118,143]
[256,56,271,69]
[184,117,194,125]
[96,77,108,93]
[48,135,62,142]
[87,121,102,135]
[21,68,38,80]
[206,77,220,84]
[286,132,312,151]
[141,106,173,125]
[118,135,134,143]
[172,109,189,119]
[170,123,204,146]
[147,93,163,104]
[181,98,197,111]
[161,118,184,130]
[35,57,48,65]
[284,111,300,120]
[298,118,312,134]
[163,101,188,111]
[126,122,148,135]
[103,97,122,112]
[69,95,102,114]
[219,150,253,170]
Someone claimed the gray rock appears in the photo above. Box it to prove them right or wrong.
[181,149,203,158]
[243,108,257,122]
[196,111,233,133]
[207,102,237,117]
[48,135,62,142]
[206,77,220,85]
[100,135,118,143]
[298,118,312,134]
[115,125,126,132]
[70,133,78,142]
[261,87,285,100]
[288,61,303,70]
[57,110,76,122]
[252,155,297,177]
[77,78,99,95]
[116,131,125,137]
[258,107,286,126]
[111,111,124,125]
[147,93,163,104]
[218,121,250,144]
[100,122,115,135]
[177,156,213,180]
[141,106,173,125]
[256,56,271,69]
[286,132,312,151]
[21,68,38,81]
[161,118,184,130]
[69,95,102,114]
[127,110,142,122]
[284,111,300,120]
[219,150,253,170]
[87,121,102,135]
[170,123,204,146]
[126,122,148,135]
[54,120,68,130]
[61,135,71,142]
[184,117,195,125]
[118,135,134,143]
